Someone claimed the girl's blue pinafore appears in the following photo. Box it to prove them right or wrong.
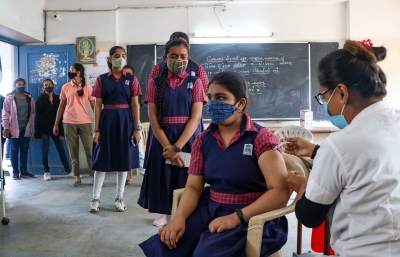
[92,73,139,171]
[140,120,288,257]
[142,62,204,170]
[137,74,202,215]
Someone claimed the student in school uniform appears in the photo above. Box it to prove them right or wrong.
[143,31,209,190]
[53,63,95,187]
[139,71,290,257]
[89,46,141,212]
[285,40,400,257]
[34,79,71,181]
[137,38,206,227]
[148,31,209,96]
[123,64,146,186]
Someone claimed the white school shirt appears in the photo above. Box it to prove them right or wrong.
[305,101,400,257]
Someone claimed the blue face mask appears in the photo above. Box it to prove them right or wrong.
[323,87,348,129]
[206,100,236,124]
[16,87,25,94]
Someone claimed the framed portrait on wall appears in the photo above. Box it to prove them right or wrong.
[76,36,96,64]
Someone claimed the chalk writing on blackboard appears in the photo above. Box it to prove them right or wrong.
[127,42,338,121]
[203,55,294,76]
[203,55,289,77]
[187,43,310,119]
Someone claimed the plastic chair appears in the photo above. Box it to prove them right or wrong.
[274,126,314,254]
[141,122,150,151]
[132,122,150,175]
[273,125,314,143]
[171,153,310,257]
[275,127,334,255]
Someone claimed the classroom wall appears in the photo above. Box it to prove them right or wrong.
[349,0,400,112]
[0,0,44,42]
[41,0,400,110]
[5,0,398,170]
[44,2,348,48]
[117,3,347,46]
[45,11,116,50]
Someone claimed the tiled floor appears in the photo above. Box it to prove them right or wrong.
[1,160,312,257]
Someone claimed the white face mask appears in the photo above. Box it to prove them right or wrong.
[112,57,126,68]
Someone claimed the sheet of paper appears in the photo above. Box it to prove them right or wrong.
[165,152,191,168]
[96,52,109,66]
[86,65,109,86]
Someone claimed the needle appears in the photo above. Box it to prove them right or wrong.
[274,141,290,149]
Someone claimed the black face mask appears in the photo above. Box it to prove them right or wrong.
[44,87,54,93]
[68,72,77,79]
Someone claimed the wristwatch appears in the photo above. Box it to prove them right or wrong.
[134,125,142,131]
[173,144,181,152]
[235,208,246,224]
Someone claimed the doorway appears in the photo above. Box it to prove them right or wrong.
[0,40,14,97]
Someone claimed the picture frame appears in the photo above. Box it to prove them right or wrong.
[76,36,96,64]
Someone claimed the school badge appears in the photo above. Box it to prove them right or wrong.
[243,144,253,156]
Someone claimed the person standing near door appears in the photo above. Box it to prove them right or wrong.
[35,79,71,181]
[0,94,10,176]
[2,78,36,179]
[53,63,95,187]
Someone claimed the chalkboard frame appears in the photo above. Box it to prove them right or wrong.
[127,42,338,122]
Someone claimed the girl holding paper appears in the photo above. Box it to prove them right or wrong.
[137,38,205,227]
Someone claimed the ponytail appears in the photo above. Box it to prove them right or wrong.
[107,57,112,70]
[72,63,86,97]
[78,76,86,97]
[156,64,169,130]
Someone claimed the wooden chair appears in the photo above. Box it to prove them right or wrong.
[171,153,310,257]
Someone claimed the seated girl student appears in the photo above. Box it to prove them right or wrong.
[2,78,36,179]
[34,79,71,181]
[285,40,400,257]
[137,38,206,227]
[140,71,290,257]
